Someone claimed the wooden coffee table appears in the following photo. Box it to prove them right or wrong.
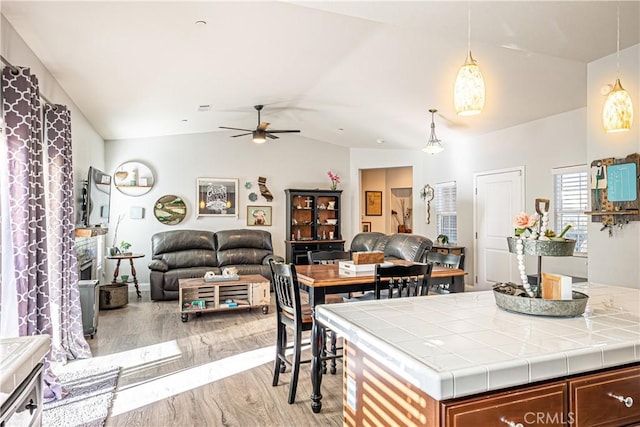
[178,274,270,322]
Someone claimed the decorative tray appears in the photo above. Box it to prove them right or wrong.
[339,260,393,273]
[204,275,240,283]
[493,283,588,317]
[506,237,576,256]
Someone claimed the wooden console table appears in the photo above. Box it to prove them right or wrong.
[106,253,144,298]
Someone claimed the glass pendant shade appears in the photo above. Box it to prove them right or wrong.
[602,79,634,133]
[252,130,267,143]
[422,109,444,154]
[454,51,485,116]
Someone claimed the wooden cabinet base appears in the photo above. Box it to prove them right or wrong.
[343,341,640,427]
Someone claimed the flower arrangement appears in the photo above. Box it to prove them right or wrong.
[327,171,340,190]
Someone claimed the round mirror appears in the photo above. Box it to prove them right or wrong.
[114,161,154,196]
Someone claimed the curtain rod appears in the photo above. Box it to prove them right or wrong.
[1,54,56,106]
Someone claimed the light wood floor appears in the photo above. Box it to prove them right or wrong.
[88,288,344,427]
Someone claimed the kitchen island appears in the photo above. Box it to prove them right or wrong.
[315,283,640,426]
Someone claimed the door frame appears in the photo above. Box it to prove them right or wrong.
[472,166,525,288]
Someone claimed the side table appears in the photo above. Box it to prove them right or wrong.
[107,253,145,298]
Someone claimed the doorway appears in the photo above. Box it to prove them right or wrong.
[473,167,524,290]
[360,167,413,234]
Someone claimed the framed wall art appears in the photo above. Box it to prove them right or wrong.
[247,206,272,226]
[365,191,382,216]
[362,221,371,232]
[196,178,238,217]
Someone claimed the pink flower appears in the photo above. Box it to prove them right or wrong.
[327,171,340,183]
[513,212,536,228]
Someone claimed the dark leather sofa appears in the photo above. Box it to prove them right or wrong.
[148,229,282,301]
[349,232,433,262]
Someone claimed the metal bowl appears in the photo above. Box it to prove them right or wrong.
[493,283,588,317]
[506,237,576,256]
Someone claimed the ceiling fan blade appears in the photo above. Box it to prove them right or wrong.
[266,129,300,134]
[231,132,252,138]
[219,126,253,132]
[258,122,270,131]
[265,133,279,140]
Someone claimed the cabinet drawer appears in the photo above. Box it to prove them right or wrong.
[318,243,344,251]
[443,382,567,427]
[570,365,640,427]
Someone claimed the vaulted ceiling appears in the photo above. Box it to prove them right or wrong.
[2,1,639,149]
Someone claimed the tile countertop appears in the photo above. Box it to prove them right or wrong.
[0,335,50,406]
[315,283,640,401]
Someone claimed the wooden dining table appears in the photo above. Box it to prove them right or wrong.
[295,261,467,413]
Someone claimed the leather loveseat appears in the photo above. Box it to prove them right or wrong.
[148,229,282,301]
[349,232,433,263]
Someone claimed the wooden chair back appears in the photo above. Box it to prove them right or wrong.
[427,252,464,269]
[374,263,432,299]
[269,260,306,327]
[307,250,351,265]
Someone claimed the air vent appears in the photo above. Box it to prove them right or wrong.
[197,105,211,112]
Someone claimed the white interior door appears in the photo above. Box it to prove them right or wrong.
[474,168,524,290]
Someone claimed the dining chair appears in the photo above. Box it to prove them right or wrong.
[374,263,432,299]
[426,252,464,293]
[269,260,340,404]
[306,250,350,374]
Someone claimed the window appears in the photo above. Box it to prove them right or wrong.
[553,166,588,255]
[435,181,457,243]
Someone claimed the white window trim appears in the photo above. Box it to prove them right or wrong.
[552,165,588,257]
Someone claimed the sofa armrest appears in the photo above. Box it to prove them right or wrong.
[148,259,169,272]
[262,254,284,265]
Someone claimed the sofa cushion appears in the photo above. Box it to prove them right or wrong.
[216,229,274,266]
[350,232,387,252]
[152,229,216,254]
[162,267,222,292]
[161,249,218,269]
[384,234,433,262]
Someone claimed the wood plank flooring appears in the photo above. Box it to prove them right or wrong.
[88,289,344,426]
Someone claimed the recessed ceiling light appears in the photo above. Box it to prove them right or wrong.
[181,119,188,122]
[376,139,384,144]
[195,20,207,25]
[197,105,211,112]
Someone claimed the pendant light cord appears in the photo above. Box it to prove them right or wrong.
[467,1,471,53]
[616,1,620,76]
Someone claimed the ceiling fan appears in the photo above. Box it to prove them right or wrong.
[219,105,300,144]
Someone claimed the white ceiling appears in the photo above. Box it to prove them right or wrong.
[2,1,639,149]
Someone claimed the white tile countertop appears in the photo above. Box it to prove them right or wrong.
[0,335,50,406]
[315,283,640,400]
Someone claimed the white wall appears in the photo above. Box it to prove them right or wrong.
[352,108,589,286]
[1,16,105,222]
[586,44,640,288]
[104,133,349,283]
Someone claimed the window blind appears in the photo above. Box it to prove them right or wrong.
[553,167,588,254]
[435,182,457,243]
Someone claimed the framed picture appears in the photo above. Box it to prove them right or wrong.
[247,206,272,226]
[362,222,371,232]
[196,178,238,217]
[365,191,382,216]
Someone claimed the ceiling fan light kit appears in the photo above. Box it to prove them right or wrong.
[602,3,634,133]
[454,2,485,116]
[219,104,300,143]
[422,109,444,154]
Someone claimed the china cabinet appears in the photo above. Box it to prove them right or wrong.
[284,189,344,264]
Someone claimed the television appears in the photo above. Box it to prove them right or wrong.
[83,166,112,227]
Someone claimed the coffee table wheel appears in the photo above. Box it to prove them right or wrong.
[196,312,202,317]
[181,313,188,323]
[262,305,269,314]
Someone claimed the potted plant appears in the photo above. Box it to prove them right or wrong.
[120,241,132,255]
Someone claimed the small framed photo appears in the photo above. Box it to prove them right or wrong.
[365,191,382,216]
[362,222,371,232]
[196,178,238,217]
[247,206,272,226]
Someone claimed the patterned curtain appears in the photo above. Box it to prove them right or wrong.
[2,66,91,401]
[45,104,91,363]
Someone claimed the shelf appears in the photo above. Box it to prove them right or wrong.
[585,210,639,215]
[115,185,153,188]
[75,227,108,237]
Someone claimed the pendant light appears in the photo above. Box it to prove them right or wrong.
[422,109,444,154]
[454,2,485,116]
[602,2,634,133]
